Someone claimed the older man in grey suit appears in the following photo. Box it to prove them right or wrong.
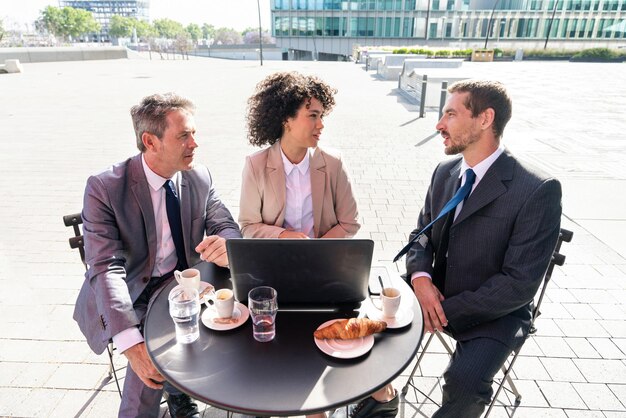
[402,80,562,418]
[73,93,241,418]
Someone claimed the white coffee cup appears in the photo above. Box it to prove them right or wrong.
[174,268,201,290]
[205,288,235,318]
[381,287,401,318]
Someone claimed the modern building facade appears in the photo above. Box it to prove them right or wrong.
[59,0,149,42]
[271,0,626,59]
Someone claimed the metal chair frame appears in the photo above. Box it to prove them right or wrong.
[401,228,573,417]
[63,212,123,398]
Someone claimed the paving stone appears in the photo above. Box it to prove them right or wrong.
[45,363,109,390]
[535,336,577,358]
[537,381,587,409]
[572,382,624,411]
[555,320,610,338]
[573,359,626,384]
[0,387,31,416]
[510,406,569,417]
[564,410,607,417]
[590,304,626,321]
[543,302,574,319]
[563,303,602,320]
[541,358,586,382]
[587,338,625,359]
[565,338,603,359]
[607,384,626,408]
[600,320,626,338]
[612,339,626,356]
[511,356,551,380]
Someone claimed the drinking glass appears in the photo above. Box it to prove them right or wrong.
[248,286,278,342]
[168,285,200,344]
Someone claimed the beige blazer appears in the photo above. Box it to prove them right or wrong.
[239,141,360,238]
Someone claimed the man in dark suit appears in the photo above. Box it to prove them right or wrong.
[404,80,562,417]
[73,93,242,417]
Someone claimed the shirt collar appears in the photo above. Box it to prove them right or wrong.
[141,154,180,191]
[280,147,311,176]
[459,145,505,182]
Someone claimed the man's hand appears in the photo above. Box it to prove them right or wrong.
[412,276,447,333]
[278,230,309,239]
[124,342,164,390]
[195,235,228,267]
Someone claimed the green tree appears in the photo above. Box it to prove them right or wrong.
[38,6,100,41]
[185,23,202,42]
[214,27,242,45]
[153,18,184,39]
[109,16,155,41]
[109,15,133,38]
[0,18,5,43]
[201,23,215,40]
[134,20,157,40]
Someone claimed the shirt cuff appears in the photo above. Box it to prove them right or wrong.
[410,271,432,286]
[112,327,144,354]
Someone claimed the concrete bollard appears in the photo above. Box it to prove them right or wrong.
[4,59,24,73]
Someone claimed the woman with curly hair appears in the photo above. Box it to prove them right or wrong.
[238,71,360,239]
[240,72,397,418]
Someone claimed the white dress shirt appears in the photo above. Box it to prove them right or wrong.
[281,148,314,238]
[411,145,505,283]
[113,155,181,353]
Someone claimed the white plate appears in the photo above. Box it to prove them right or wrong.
[366,301,414,329]
[313,319,375,359]
[201,302,249,331]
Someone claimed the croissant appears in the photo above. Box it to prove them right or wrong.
[314,318,387,340]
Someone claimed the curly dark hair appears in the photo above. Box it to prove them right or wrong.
[246,71,337,147]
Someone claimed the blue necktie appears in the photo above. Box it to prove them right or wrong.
[164,180,188,270]
[393,169,476,262]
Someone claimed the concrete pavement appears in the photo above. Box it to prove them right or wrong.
[0,55,624,417]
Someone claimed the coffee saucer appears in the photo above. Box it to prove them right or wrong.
[365,302,414,329]
[201,302,249,331]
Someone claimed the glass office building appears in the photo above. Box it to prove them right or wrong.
[60,0,149,41]
[271,0,626,59]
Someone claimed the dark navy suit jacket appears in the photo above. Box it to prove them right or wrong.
[406,149,562,349]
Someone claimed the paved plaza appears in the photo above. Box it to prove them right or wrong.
[0,55,625,417]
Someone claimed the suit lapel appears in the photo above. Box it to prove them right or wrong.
[129,154,157,268]
[310,148,326,238]
[267,142,286,225]
[453,150,514,226]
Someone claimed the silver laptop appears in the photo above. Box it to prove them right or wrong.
[226,239,374,309]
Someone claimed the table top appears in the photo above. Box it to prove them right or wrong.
[144,262,423,416]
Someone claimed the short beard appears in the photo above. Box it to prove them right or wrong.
[444,143,465,155]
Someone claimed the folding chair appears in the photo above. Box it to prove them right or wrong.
[401,227,573,417]
[63,212,123,398]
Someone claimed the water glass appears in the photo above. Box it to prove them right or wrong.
[248,286,278,342]
[168,285,200,344]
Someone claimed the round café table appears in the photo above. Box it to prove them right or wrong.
[144,262,423,416]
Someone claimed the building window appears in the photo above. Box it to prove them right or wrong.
[578,18,587,36]
[403,17,415,36]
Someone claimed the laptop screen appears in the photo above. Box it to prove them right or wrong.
[226,239,374,309]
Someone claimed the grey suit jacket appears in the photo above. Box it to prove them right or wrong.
[406,149,562,349]
[73,154,241,354]
[238,141,360,238]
